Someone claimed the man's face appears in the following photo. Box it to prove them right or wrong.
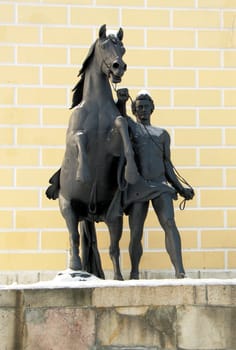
[135,99,153,123]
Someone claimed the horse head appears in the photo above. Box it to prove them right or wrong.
[98,24,127,84]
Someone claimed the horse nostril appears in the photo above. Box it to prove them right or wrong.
[112,62,119,69]
[124,64,127,71]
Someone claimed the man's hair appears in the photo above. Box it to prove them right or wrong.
[131,93,155,115]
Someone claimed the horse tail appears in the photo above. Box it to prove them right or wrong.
[80,220,105,279]
[45,168,61,200]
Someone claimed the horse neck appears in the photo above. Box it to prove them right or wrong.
[83,59,113,105]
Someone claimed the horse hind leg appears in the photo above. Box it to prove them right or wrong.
[105,217,124,281]
[59,194,82,270]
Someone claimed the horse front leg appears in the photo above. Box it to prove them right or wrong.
[115,116,139,184]
[73,131,91,183]
[105,217,124,280]
[59,194,82,270]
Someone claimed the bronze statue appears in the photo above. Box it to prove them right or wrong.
[46,25,139,280]
[116,89,194,279]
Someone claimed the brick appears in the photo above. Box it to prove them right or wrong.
[42,108,68,126]
[71,8,119,26]
[41,231,69,250]
[18,5,67,24]
[174,10,220,28]
[147,30,195,48]
[0,253,67,270]
[198,0,236,8]
[97,0,144,5]
[17,127,66,146]
[147,230,165,249]
[175,209,224,228]
[43,27,92,45]
[122,251,171,270]
[70,48,90,65]
[0,189,38,207]
[178,168,223,187]
[183,251,225,269]
[201,230,236,248]
[0,88,14,105]
[171,148,197,166]
[42,148,64,166]
[122,68,145,86]
[18,47,67,64]
[0,4,14,23]
[123,29,145,47]
[174,90,221,107]
[0,26,39,44]
[225,128,236,145]
[16,210,65,229]
[125,49,170,67]
[122,9,169,27]
[198,30,231,48]
[0,128,14,145]
[157,109,196,126]
[224,90,236,106]
[0,66,39,85]
[199,70,236,87]
[0,211,13,229]
[227,210,236,227]
[43,0,91,3]
[174,50,220,67]
[0,148,39,166]
[201,189,236,207]
[223,11,236,28]
[199,109,236,126]
[100,252,113,270]
[0,232,38,250]
[148,69,195,87]
[200,148,236,166]
[226,168,236,186]
[228,251,236,268]
[0,46,14,63]
[16,168,55,187]
[0,169,13,186]
[148,0,195,6]
[0,108,39,125]
[18,88,67,106]
[146,90,171,107]
[224,51,236,67]
[174,128,222,146]
[42,67,84,86]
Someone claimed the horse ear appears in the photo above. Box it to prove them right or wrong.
[99,24,107,39]
[117,27,124,41]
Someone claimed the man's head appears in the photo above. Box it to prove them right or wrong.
[132,91,155,124]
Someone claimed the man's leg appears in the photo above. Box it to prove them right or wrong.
[128,201,149,279]
[152,194,185,278]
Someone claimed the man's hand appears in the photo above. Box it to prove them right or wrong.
[117,88,129,102]
[180,188,194,200]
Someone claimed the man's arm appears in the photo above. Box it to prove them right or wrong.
[163,131,194,200]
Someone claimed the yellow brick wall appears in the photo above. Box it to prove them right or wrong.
[0,0,236,281]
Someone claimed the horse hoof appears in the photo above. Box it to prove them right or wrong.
[176,272,185,279]
[114,274,124,281]
[130,273,139,280]
[69,257,82,271]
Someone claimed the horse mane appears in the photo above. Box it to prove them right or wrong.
[70,40,97,109]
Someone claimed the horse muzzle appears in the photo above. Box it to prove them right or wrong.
[110,60,127,83]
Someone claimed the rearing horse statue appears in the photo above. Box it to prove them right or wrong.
[46,24,139,280]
